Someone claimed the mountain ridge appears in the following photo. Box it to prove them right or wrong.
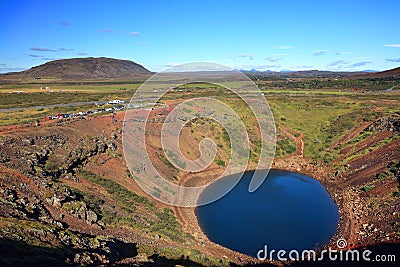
[0,57,151,80]
[1,57,399,80]
[240,67,400,78]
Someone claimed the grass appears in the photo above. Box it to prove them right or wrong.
[0,217,58,248]
[275,137,297,157]
[2,77,400,266]
[0,81,141,93]
[77,170,189,242]
[268,94,400,161]
[376,171,392,180]
[0,104,97,126]
[257,77,400,92]
[137,244,229,267]
[1,80,399,165]
[262,89,356,95]
[78,170,154,209]
[361,185,374,192]
[269,96,358,159]
[159,154,179,176]
[214,158,225,167]
[341,134,400,164]
[0,91,134,109]
[375,160,400,180]
[161,85,399,164]
[0,90,133,126]
[165,150,187,169]
[344,131,374,147]
[66,186,105,215]
[44,160,61,173]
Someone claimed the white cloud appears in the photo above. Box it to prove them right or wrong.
[165,62,180,67]
[384,44,400,48]
[238,53,256,60]
[30,47,57,52]
[26,53,58,61]
[77,52,88,55]
[295,65,313,69]
[313,50,328,56]
[335,51,352,55]
[264,57,283,62]
[151,62,231,72]
[129,31,140,36]
[147,64,175,72]
[238,64,281,71]
[98,29,114,33]
[345,61,372,68]
[385,58,400,63]
[327,60,348,67]
[148,62,181,71]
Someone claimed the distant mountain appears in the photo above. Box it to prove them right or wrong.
[1,58,398,81]
[371,67,400,78]
[0,57,151,81]
[241,67,400,79]
[362,70,379,73]
[241,69,362,78]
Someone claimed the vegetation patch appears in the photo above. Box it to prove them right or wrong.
[77,170,189,242]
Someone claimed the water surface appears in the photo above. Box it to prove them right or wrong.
[196,169,339,257]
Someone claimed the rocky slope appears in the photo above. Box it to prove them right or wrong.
[0,103,399,266]
[0,114,225,266]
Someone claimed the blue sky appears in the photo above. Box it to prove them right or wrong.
[1,0,400,73]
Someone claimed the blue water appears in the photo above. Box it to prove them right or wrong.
[196,169,339,258]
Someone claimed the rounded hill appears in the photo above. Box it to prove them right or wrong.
[3,57,151,80]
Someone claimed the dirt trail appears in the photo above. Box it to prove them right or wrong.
[279,125,304,157]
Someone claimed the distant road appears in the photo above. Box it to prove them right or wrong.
[0,101,101,113]
[0,98,157,113]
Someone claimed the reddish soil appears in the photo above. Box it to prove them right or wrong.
[1,106,399,265]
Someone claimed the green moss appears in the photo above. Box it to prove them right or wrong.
[214,158,225,167]
[376,171,392,179]
[159,154,179,175]
[44,161,60,172]
[276,137,296,157]
[77,170,154,209]
[62,201,84,212]
[361,185,374,192]
[77,170,188,242]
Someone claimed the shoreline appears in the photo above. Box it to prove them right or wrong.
[174,155,352,264]
[173,166,258,264]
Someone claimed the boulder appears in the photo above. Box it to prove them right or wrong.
[85,210,98,224]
